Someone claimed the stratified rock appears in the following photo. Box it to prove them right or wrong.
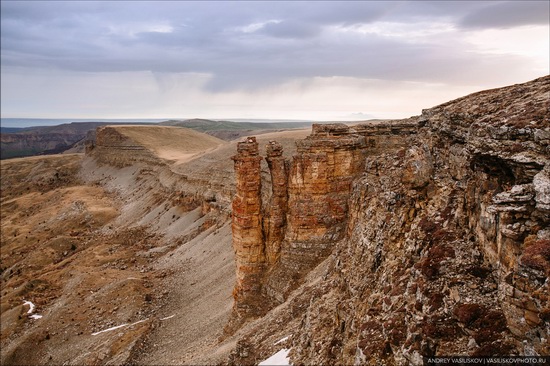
[401,145,434,189]
[228,75,550,364]
[231,123,418,313]
[533,165,550,211]
[264,141,288,266]
[93,126,157,167]
[230,137,265,317]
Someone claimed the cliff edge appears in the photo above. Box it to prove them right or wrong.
[228,76,549,364]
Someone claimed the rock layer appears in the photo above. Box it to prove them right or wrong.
[231,137,265,316]
[231,122,417,316]
[91,126,157,167]
[229,75,550,362]
[264,141,288,266]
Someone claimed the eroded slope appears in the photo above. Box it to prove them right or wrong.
[225,76,549,365]
[1,125,311,365]
[0,129,232,364]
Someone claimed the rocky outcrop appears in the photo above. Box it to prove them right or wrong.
[286,123,366,244]
[264,124,369,301]
[228,75,550,362]
[291,76,549,363]
[264,141,288,266]
[231,137,265,316]
[90,126,159,167]
[231,123,417,317]
[1,132,85,159]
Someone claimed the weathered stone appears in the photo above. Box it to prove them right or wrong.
[492,184,534,204]
[231,137,265,317]
[524,310,541,326]
[401,145,434,189]
[231,122,416,312]
[264,141,288,266]
[533,166,550,211]
[229,76,550,363]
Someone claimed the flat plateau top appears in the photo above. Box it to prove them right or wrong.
[110,125,227,163]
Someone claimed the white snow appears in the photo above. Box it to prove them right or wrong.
[23,300,35,314]
[92,323,128,336]
[160,315,175,321]
[92,319,148,336]
[274,336,290,345]
[23,300,41,319]
[258,348,291,366]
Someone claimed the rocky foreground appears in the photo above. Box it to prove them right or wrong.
[1,76,549,365]
[227,75,549,364]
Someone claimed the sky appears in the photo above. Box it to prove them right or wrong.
[1,1,549,123]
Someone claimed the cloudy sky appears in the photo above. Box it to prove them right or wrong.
[1,1,548,122]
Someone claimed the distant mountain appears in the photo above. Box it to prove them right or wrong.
[0,122,155,159]
[0,127,25,134]
[161,118,314,131]
[0,118,166,128]
[161,118,315,141]
[1,118,318,159]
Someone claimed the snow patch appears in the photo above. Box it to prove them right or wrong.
[160,315,175,321]
[259,348,291,366]
[23,300,35,314]
[274,336,290,345]
[23,300,42,319]
[92,319,148,336]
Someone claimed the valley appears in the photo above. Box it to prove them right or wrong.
[0,76,549,365]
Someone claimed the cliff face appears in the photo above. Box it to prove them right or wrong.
[231,137,265,316]
[90,126,159,167]
[229,76,549,362]
[230,122,417,318]
[265,124,370,303]
[0,132,86,159]
[264,141,288,266]
[0,122,121,159]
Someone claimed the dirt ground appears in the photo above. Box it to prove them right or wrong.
[0,148,235,365]
[0,126,311,365]
[111,125,226,164]
[1,154,161,364]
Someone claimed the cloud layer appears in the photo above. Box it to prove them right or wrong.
[1,1,548,119]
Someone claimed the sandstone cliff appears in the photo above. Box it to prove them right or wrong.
[229,76,549,363]
[0,132,86,159]
[0,122,121,159]
[230,120,418,318]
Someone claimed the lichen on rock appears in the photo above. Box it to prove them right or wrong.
[228,75,550,363]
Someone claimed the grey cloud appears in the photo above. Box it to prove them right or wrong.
[286,1,391,25]
[201,32,532,92]
[383,1,486,21]
[459,1,549,29]
[260,20,320,39]
[1,1,547,92]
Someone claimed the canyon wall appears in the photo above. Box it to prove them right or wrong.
[264,140,288,266]
[89,126,159,167]
[230,137,266,316]
[1,132,86,159]
[229,76,549,362]
[231,121,418,317]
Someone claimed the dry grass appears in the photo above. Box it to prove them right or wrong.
[112,125,226,163]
